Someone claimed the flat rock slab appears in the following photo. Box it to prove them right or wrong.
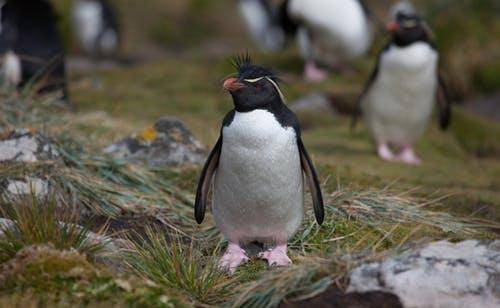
[0,129,59,198]
[0,129,59,163]
[348,240,500,308]
[104,116,205,167]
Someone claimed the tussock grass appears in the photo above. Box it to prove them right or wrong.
[229,257,335,308]
[123,227,232,305]
[1,95,216,237]
[327,187,496,235]
[0,196,104,264]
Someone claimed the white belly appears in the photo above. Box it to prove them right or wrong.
[363,42,439,145]
[237,0,285,52]
[213,110,304,244]
[72,1,103,53]
[2,51,21,86]
[290,0,372,60]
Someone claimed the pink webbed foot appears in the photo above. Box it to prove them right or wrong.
[218,243,249,274]
[397,147,422,165]
[258,244,292,267]
[304,60,328,82]
[377,143,396,162]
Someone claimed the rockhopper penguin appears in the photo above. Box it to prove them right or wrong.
[237,0,373,81]
[355,4,451,165]
[0,0,68,98]
[195,56,324,273]
[72,0,120,58]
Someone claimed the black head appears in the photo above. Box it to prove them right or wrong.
[387,12,429,47]
[223,55,284,113]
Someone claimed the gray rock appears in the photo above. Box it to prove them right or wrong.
[6,178,48,197]
[104,116,205,167]
[289,92,337,117]
[0,129,59,163]
[348,240,500,308]
[0,129,59,199]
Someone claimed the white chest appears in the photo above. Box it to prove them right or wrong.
[73,1,103,47]
[219,110,300,180]
[363,42,439,144]
[374,43,438,107]
[213,110,304,243]
[290,0,371,57]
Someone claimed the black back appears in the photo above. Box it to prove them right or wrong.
[277,0,299,37]
[0,0,67,96]
[358,0,371,16]
[100,0,120,32]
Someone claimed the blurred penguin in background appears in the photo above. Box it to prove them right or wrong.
[72,0,120,59]
[237,0,373,81]
[0,0,68,99]
[354,1,451,165]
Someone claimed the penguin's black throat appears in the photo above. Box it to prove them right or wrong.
[389,13,429,47]
[225,57,284,113]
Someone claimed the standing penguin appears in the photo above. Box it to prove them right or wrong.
[0,0,67,98]
[355,4,451,165]
[237,0,373,81]
[72,0,120,58]
[195,56,324,273]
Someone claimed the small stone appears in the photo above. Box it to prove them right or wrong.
[290,92,337,116]
[0,129,59,163]
[6,177,49,197]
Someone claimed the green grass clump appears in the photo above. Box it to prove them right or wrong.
[0,247,190,307]
[0,197,105,264]
[0,244,98,291]
[473,60,500,93]
[229,257,334,308]
[123,227,232,305]
[450,108,500,157]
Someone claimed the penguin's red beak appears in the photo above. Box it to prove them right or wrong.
[386,22,399,33]
[223,77,245,92]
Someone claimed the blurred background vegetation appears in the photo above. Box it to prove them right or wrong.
[53,0,500,97]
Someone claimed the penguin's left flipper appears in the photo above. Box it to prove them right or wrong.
[194,136,222,224]
[437,73,452,130]
[298,138,325,225]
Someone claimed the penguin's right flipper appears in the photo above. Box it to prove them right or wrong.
[298,138,324,225]
[351,56,381,129]
[194,136,222,224]
[437,73,452,130]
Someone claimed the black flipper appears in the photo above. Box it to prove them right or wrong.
[351,59,380,129]
[277,0,299,37]
[194,136,222,224]
[351,43,390,129]
[437,73,452,130]
[298,138,324,225]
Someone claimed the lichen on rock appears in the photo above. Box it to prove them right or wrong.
[103,116,205,167]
